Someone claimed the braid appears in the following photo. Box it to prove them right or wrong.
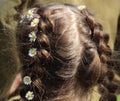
[17,7,52,101]
[16,3,118,101]
[80,8,118,101]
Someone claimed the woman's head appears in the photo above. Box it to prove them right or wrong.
[16,3,117,101]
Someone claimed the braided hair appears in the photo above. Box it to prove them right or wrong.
[16,3,118,101]
[80,8,118,101]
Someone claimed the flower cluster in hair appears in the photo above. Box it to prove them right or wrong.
[20,8,41,101]
[17,3,119,101]
[18,5,52,100]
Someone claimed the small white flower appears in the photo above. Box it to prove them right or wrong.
[28,31,37,42]
[25,91,34,100]
[19,20,23,23]
[77,5,86,10]
[27,9,34,19]
[23,76,32,85]
[28,48,37,57]
[31,18,39,27]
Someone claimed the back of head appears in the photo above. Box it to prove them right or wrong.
[16,3,118,101]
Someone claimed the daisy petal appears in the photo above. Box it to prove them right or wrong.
[27,9,34,19]
[25,91,34,100]
[28,31,37,42]
[28,48,37,57]
[23,76,32,85]
[31,18,39,27]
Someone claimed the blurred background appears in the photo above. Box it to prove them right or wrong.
[0,0,120,100]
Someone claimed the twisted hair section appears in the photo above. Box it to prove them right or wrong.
[80,8,118,101]
[17,7,52,101]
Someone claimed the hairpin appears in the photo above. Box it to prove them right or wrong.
[28,31,37,42]
[25,91,34,100]
[31,18,39,27]
[23,76,32,85]
[77,5,86,10]
[28,48,37,57]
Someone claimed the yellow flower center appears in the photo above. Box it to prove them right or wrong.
[31,34,35,39]
[27,93,33,97]
[33,19,38,24]
[25,77,30,82]
[31,49,36,54]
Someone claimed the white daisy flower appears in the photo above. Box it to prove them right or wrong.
[27,9,34,19]
[31,18,39,27]
[25,91,34,100]
[28,31,37,42]
[77,5,86,10]
[23,76,32,85]
[28,48,37,57]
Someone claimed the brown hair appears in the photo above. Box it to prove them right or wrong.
[16,3,118,101]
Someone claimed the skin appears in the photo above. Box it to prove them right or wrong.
[8,73,22,96]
